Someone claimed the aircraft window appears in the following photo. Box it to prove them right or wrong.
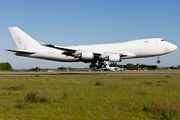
[161,39,165,41]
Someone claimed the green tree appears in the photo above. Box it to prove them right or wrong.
[170,66,175,69]
[140,64,146,68]
[0,62,13,71]
[109,62,117,67]
[29,67,41,71]
[126,63,134,70]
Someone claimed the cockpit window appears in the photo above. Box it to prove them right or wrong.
[161,39,165,41]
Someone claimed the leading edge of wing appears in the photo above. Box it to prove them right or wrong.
[37,40,77,52]
[46,44,76,52]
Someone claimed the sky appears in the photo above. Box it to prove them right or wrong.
[0,0,180,69]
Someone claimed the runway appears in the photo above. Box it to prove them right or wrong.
[0,73,180,76]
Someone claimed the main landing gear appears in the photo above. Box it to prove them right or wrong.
[89,61,105,69]
[157,56,161,64]
[89,62,97,68]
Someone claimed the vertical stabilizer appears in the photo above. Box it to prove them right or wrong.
[8,27,41,50]
[105,62,110,68]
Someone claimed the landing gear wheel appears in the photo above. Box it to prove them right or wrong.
[89,64,97,68]
[157,56,161,64]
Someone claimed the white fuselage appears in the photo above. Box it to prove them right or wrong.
[17,38,177,62]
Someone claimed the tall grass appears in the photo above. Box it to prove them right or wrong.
[0,76,179,119]
[143,100,180,119]
[3,84,25,90]
[24,91,48,103]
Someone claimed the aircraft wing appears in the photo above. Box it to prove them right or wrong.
[46,44,76,52]
[4,49,36,54]
[37,40,77,52]
[44,44,103,58]
[37,40,103,56]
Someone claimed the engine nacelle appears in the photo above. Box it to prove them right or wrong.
[81,52,94,60]
[108,55,121,62]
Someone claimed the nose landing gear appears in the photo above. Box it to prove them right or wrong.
[157,56,161,64]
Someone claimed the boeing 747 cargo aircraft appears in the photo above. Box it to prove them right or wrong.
[5,27,177,68]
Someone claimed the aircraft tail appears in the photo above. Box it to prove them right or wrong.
[8,27,41,50]
[105,62,110,68]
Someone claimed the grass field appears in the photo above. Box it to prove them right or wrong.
[0,75,180,119]
[0,70,180,74]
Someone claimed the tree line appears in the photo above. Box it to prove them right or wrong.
[109,62,158,70]
[0,62,13,71]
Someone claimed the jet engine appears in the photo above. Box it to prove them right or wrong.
[108,54,121,62]
[81,52,94,60]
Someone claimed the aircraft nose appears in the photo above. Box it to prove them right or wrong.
[167,42,177,52]
[173,44,177,50]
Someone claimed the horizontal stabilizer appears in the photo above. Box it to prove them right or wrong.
[4,49,36,54]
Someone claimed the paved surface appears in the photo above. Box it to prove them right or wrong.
[106,73,180,76]
[0,73,180,76]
